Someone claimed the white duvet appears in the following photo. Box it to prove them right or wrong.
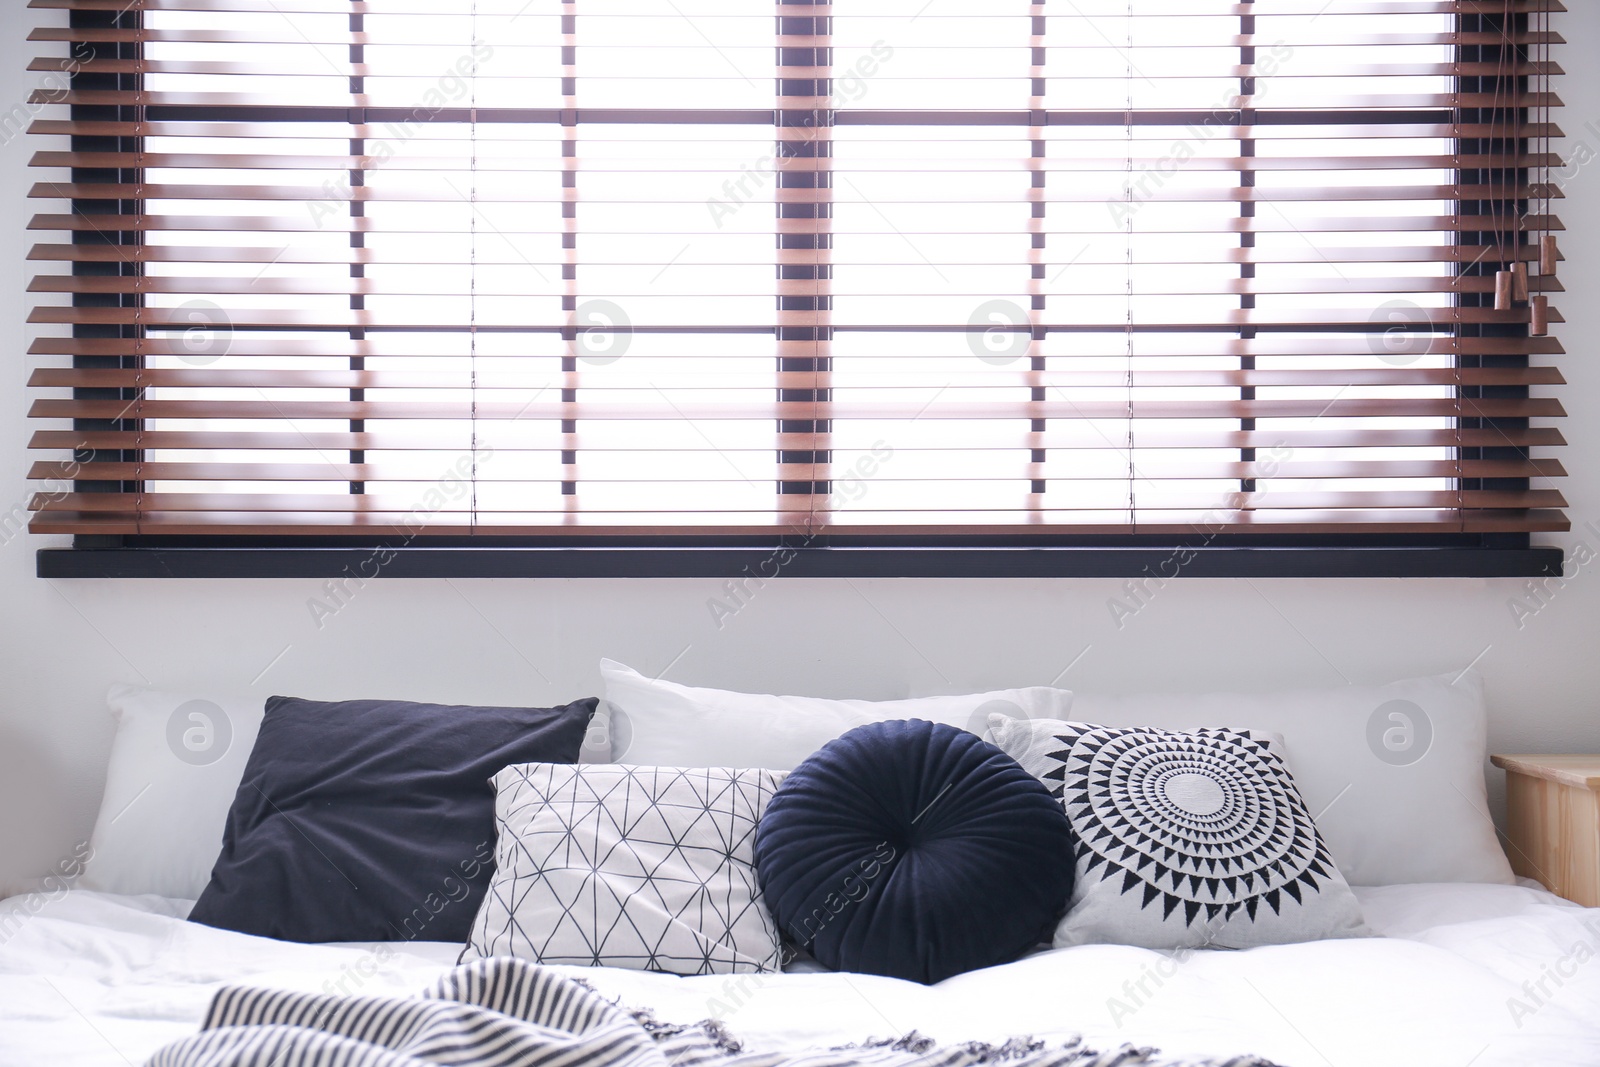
[0,884,1596,1067]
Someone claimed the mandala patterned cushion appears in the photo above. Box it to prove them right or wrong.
[754,719,1074,984]
[464,764,784,975]
[989,716,1370,950]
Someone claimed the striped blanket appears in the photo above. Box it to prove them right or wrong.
[146,958,1279,1067]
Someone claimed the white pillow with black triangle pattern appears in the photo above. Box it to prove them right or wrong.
[989,715,1371,950]
[463,763,786,975]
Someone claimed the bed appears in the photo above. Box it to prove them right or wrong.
[4,881,1598,1067]
[9,667,1599,1066]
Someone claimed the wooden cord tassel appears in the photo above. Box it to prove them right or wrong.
[1539,234,1558,277]
[1512,261,1530,303]
[1531,295,1549,336]
[1494,269,1514,311]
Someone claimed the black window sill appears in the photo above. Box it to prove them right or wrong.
[36,543,1564,579]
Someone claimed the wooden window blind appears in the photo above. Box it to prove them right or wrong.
[24,0,1569,545]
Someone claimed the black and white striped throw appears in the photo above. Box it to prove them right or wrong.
[146,957,1280,1067]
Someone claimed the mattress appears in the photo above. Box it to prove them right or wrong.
[1,883,1597,1067]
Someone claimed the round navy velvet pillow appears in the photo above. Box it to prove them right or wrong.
[754,718,1074,984]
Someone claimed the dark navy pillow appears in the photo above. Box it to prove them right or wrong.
[754,718,1073,984]
[189,695,596,943]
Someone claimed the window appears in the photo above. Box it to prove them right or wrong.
[24,0,1567,577]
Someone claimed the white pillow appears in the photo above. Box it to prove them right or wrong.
[593,659,1073,770]
[464,764,786,975]
[79,686,264,900]
[1061,671,1509,887]
[989,716,1372,950]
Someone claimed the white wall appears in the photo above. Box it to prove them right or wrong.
[4,9,1598,892]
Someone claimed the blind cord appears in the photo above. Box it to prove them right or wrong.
[468,1,479,533]
[1123,0,1135,532]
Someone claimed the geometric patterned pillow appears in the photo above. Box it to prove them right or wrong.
[989,716,1370,950]
[462,764,785,975]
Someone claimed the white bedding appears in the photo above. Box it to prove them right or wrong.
[1,885,1596,1067]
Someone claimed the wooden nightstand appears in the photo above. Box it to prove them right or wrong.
[1491,755,1600,907]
